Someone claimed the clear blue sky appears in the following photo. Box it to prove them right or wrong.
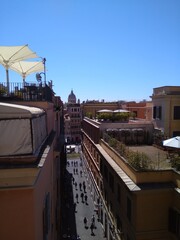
[0,0,180,103]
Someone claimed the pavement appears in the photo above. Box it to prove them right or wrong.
[60,157,106,240]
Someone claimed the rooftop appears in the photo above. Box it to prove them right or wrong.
[0,81,54,102]
[128,145,172,170]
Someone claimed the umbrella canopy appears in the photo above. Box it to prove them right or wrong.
[97,109,113,113]
[163,136,180,149]
[0,44,38,92]
[10,60,44,83]
[113,109,130,113]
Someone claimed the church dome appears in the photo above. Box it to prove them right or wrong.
[68,90,76,103]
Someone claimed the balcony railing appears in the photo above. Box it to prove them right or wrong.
[0,82,53,102]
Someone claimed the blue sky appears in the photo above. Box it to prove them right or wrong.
[0,0,180,103]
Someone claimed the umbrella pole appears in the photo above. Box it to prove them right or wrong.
[22,73,26,87]
[23,78,25,87]
[6,68,10,95]
[42,58,46,85]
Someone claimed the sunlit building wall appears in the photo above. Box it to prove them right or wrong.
[81,117,180,240]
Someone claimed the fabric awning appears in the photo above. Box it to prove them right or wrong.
[10,60,44,80]
[0,102,44,119]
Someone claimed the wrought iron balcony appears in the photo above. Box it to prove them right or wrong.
[0,82,53,102]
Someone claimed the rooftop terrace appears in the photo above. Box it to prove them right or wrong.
[0,81,54,102]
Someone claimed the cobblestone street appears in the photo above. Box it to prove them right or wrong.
[61,157,105,240]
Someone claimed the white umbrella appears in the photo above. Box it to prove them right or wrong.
[0,44,38,93]
[97,109,113,113]
[10,60,44,84]
[163,136,180,148]
[113,109,130,113]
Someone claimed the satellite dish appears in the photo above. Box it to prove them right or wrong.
[36,73,42,82]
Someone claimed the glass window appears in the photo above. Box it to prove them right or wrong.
[169,208,180,238]
[127,197,131,222]
[109,172,114,192]
[174,106,180,120]
[117,183,121,203]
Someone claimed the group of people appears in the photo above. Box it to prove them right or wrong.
[75,191,88,204]
[83,214,96,235]
[68,158,98,237]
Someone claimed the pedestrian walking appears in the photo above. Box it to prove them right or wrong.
[76,168,78,175]
[75,182,77,190]
[83,183,86,193]
[73,168,76,175]
[91,214,96,228]
[79,182,82,191]
[84,194,88,204]
[74,202,77,212]
[80,170,82,177]
[83,217,88,228]
[80,192,84,202]
[72,177,75,184]
[75,193,79,203]
[90,222,94,235]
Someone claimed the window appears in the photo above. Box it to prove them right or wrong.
[43,193,51,239]
[153,106,162,119]
[153,106,156,119]
[174,106,180,120]
[133,111,137,117]
[158,106,162,119]
[127,234,131,240]
[116,215,122,232]
[105,190,108,203]
[104,165,108,182]
[173,131,180,137]
[127,197,131,222]
[109,200,113,214]
[169,208,180,238]
[117,183,121,203]
[109,172,114,192]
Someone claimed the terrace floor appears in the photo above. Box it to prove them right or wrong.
[128,145,172,170]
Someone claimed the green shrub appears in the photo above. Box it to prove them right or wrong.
[128,151,150,170]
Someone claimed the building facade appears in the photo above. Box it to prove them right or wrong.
[0,90,66,240]
[64,90,81,144]
[151,86,180,138]
[81,100,152,120]
[122,101,152,121]
[81,117,180,240]
[81,100,122,119]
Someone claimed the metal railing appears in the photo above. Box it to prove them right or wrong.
[0,82,53,102]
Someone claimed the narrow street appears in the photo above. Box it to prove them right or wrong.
[61,157,105,240]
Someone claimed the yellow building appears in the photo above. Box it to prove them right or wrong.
[151,86,180,137]
[81,117,180,240]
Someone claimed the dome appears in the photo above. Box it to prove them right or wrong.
[68,90,76,103]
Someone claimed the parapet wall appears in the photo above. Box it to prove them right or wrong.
[100,139,180,187]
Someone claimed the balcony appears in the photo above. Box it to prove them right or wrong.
[0,82,53,102]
